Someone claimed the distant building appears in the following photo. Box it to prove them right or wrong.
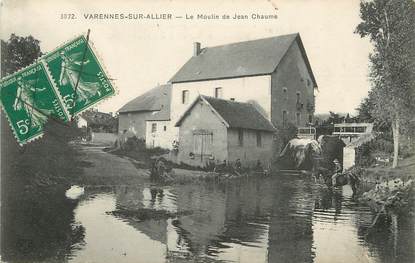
[77,110,118,144]
[118,84,171,147]
[175,96,276,168]
[168,33,317,147]
[118,33,317,157]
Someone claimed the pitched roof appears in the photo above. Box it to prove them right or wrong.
[145,99,171,121]
[169,33,317,87]
[175,96,276,132]
[118,84,171,115]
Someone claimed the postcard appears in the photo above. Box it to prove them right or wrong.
[1,1,414,263]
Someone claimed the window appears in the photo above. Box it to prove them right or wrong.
[308,114,313,123]
[296,112,301,126]
[214,87,223,98]
[182,90,189,104]
[163,125,167,131]
[151,123,157,133]
[296,92,301,104]
[283,87,288,100]
[238,129,244,146]
[282,110,288,127]
[256,131,262,147]
[193,132,213,155]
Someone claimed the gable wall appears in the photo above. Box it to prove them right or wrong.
[118,111,155,139]
[177,100,228,167]
[145,120,173,149]
[271,41,315,128]
[171,75,271,124]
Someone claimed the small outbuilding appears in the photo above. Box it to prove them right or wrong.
[77,110,118,144]
[118,84,171,142]
[175,96,276,169]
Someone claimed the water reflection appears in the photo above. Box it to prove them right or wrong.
[2,175,414,263]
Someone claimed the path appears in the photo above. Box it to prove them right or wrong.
[78,145,150,185]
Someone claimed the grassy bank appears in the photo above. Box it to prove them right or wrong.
[362,154,415,183]
[3,121,83,194]
[1,121,86,262]
[359,155,415,215]
[107,137,168,169]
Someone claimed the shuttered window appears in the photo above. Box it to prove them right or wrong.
[182,90,189,104]
[215,87,223,98]
[238,129,244,146]
[256,131,262,147]
[151,123,157,133]
[282,111,288,127]
[296,112,301,126]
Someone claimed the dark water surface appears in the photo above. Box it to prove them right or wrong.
[2,175,414,263]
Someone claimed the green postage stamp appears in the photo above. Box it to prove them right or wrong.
[43,35,115,116]
[0,63,69,144]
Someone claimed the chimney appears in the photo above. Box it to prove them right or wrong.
[193,42,201,56]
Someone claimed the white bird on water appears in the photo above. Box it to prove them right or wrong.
[65,185,85,200]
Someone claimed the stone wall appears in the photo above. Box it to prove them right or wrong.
[227,128,274,169]
[177,100,228,167]
[271,41,315,129]
[118,111,154,139]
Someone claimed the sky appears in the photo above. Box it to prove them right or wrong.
[0,0,372,114]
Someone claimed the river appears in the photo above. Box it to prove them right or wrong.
[1,173,413,263]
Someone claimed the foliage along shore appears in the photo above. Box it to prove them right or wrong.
[357,155,415,215]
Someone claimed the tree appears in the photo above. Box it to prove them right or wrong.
[2,34,42,76]
[355,0,415,168]
[356,94,375,123]
[1,34,43,168]
[326,111,344,124]
[1,35,84,262]
[1,33,81,187]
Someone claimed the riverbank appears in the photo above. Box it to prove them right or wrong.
[1,122,87,263]
[359,155,415,215]
[73,145,150,186]
[106,137,270,184]
[361,154,415,183]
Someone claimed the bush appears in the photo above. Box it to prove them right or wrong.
[400,136,415,158]
[355,133,415,167]
[122,136,146,152]
[370,137,394,153]
[6,120,83,191]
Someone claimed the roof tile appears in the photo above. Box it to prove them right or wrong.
[118,84,171,116]
[176,96,276,132]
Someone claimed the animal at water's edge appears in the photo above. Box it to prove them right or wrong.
[318,135,346,170]
[277,138,322,170]
[277,136,360,195]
